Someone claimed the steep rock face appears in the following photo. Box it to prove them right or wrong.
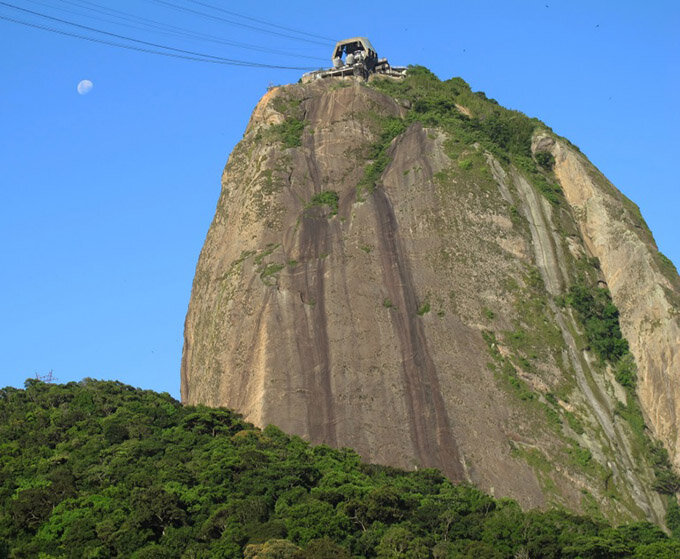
[535,133,680,468]
[182,76,678,523]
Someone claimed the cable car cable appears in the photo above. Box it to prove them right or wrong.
[45,0,326,61]
[0,13,282,66]
[146,0,328,46]
[0,3,319,69]
[183,0,336,43]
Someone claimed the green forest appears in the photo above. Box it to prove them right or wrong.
[2,379,680,558]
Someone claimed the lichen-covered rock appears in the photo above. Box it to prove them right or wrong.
[182,76,679,524]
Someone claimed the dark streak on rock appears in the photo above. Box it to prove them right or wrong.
[286,140,337,447]
[373,188,465,481]
[242,287,272,409]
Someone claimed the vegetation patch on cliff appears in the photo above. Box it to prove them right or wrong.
[565,283,629,363]
[370,67,564,205]
[561,268,680,511]
[356,116,408,200]
[267,96,306,148]
[371,67,538,158]
[305,190,339,217]
[270,117,306,148]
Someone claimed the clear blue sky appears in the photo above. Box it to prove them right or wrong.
[1,1,678,398]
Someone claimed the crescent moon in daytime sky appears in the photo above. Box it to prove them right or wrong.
[77,79,93,95]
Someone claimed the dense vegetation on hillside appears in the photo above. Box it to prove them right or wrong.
[2,380,680,558]
[370,66,563,205]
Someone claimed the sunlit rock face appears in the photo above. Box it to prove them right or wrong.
[536,133,680,471]
[182,76,679,525]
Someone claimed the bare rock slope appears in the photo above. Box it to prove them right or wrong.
[182,73,679,524]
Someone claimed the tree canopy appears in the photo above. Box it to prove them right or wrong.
[0,379,677,557]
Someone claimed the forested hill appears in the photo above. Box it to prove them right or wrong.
[1,380,680,558]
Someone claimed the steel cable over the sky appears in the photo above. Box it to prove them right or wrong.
[147,0,329,46]
[0,13,316,68]
[0,1,322,69]
[184,0,336,43]
[33,0,327,61]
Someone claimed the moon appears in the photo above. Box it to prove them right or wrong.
[77,80,93,95]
